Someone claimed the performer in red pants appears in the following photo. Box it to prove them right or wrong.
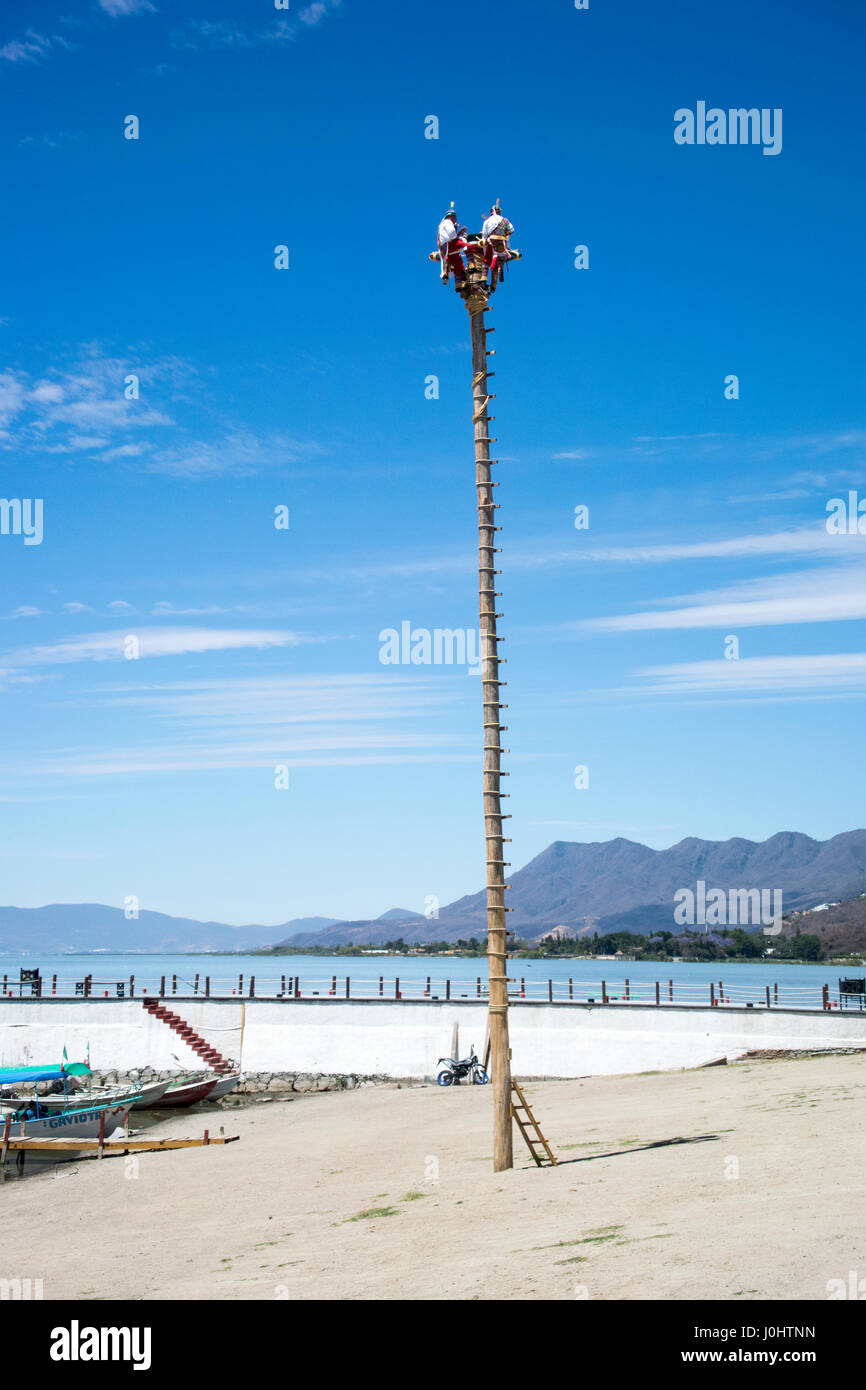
[481,202,515,292]
[437,204,469,287]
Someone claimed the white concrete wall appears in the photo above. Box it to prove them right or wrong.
[2,998,866,1078]
[0,1001,206,1073]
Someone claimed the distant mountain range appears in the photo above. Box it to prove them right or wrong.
[2,831,865,953]
[0,904,339,956]
[283,830,866,946]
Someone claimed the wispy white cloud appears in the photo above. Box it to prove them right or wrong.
[103,673,460,728]
[582,558,866,632]
[633,433,732,444]
[630,429,866,459]
[636,653,866,697]
[781,430,866,456]
[1,3,151,72]
[186,525,851,594]
[562,426,866,473]
[59,434,110,451]
[144,430,326,479]
[17,672,470,778]
[528,820,682,839]
[172,17,297,50]
[0,373,26,429]
[0,351,178,454]
[99,442,148,461]
[5,600,256,622]
[0,627,314,678]
[0,348,325,478]
[97,0,156,16]
[33,745,472,778]
[300,3,329,26]
[30,381,66,404]
[726,489,811,503]
[0,30,74,64]
[127,522,861,595]
[415,343,472,357]
[172,2,340,51]
[42,398,172,433]
[510,526,852,572]
[150,602,253,617]
[18,131,80,150]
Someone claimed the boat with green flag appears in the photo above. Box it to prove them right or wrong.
[0,1065,134,1168]
[0,1063,170,1113]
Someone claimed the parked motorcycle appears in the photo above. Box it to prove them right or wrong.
[436,1045,488,1086]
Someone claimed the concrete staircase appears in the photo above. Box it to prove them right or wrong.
[141,998,234,1073]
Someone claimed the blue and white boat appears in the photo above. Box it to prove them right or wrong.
[0,1063,164,1114]
[0,1065,133,1167]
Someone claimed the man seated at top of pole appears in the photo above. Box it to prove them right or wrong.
[480,201,515,292]
[436,203,470,287]
[434,201,517,294]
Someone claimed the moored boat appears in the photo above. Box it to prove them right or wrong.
[0,1083,133,1114]
[149,1074,219,1108]
[1,1064,231,1114]
[0,1062,139,1113]
[0,1070,171,1113]
[131,1078,171,1107]
[205,1072,242,1101]
[1,1098,132,1167]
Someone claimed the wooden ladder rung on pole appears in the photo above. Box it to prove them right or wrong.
[510,1079,557,1166]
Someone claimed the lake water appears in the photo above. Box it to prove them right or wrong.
[1,952,859,1010]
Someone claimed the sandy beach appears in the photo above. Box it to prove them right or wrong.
[3,1052,864,1302]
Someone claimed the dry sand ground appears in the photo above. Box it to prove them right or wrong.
[3,1052,865,1301]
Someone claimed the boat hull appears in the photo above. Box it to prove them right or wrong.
[205,1073,242,1101]
[130,1078,171,1108]
[5,1104,130,1167]
[149,1077,218,1108]
[0,1085,133,1115]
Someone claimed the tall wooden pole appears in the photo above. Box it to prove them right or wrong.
[464,259,513,1172]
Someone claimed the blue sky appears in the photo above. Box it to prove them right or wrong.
[1,0,865,926]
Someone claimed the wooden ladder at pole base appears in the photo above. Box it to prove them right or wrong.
[511,1080,557,1167]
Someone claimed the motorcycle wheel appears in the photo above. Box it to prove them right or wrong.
[437,1069,454,1086]
[472,1066,489,1085]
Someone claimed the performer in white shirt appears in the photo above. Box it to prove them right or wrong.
[437,204,469,287]
[481,201,515,292]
